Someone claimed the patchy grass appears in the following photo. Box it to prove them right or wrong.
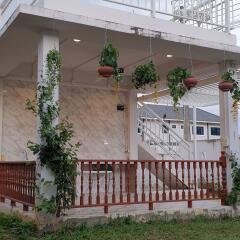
[0,212,37,240]
[1,213,240,240]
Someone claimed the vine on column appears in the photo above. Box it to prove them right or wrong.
[26,49,80,217]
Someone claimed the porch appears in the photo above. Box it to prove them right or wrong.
[0,0,239,222]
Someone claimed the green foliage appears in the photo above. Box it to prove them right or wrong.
[132,61,159,90]
[221,70,240,116]
[167,67,191,110]
[222,70,235,82]
[99,42,123,84]
[226,153,240,207]
[26,49,80,217]
[99,42,118,69]
[0,212,37,240]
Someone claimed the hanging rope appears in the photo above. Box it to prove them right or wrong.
[188,44,194,74]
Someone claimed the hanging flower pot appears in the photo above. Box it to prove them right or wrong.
[218,80,234,92]
[167,67,191,111]
[218,70,235,92]
[98,43,118,78]
[98,66,113,78]
[183,76,198,89]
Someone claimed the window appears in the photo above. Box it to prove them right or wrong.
[181,125,184,129]
[172,125,176,129]
[197,126,204,135]
[192,126,204,135]
[211,127,220,136]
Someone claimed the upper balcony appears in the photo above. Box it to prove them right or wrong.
[1,0,240,34]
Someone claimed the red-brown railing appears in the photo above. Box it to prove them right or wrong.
[74,152,227,213]
[0,161,36,211]
[0,153,227,214]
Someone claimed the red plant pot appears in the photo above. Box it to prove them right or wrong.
[98,66,113,78]
[183,76,198,89]
[218,81,234,92]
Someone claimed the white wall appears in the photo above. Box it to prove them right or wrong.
[1,79,129,161]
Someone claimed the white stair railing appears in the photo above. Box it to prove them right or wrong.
[138,103,190,160]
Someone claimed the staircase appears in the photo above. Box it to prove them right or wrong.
[137,103,191,161]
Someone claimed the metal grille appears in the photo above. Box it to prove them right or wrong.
[103,0,239,32]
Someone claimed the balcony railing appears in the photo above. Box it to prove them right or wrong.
[0,0,240,34]
[0,161,35,211]
[74,154,227,213]
[102,0,240,32]
[0,153,227,214]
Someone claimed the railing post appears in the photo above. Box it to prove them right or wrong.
[225,0,230,33]
[220,151,227,205]
[151,0,156,18]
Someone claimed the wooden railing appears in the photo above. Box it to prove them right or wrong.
[74,152,227,213]
[0,161,36,211]
[0,152,227,214]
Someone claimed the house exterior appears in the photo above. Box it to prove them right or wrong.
[143,104,221,141]
[0,0,240,222]
[138,104,221,160]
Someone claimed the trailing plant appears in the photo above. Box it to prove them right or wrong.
[132,61,159,90]
[26,49,80,217]
[219,70,240,118]
[225,71,240,119]
[99,42,118,69]
[167,67,191,110]
[225,153,240,208]
[99,42,123,89]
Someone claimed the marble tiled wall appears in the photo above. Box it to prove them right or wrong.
[2,80,129,161]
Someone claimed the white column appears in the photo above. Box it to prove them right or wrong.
[128,89,138,160]
[193,106,197,160]
[151,0,156,18]
[225,0,230,33]
[37,31,59,202]
[219,62,239,191]
[184,105,191,142]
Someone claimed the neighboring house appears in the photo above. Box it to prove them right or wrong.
[138,104,221,160]
[145,104,220,141]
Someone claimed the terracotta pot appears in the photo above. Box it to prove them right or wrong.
[218,81,234,92]
[183,76,198,89]
[98,66,113,78]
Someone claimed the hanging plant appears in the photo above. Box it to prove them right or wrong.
[219,70,240,118]
[98,42,118,78]
[167,67,192,110]
[132,61,159,90]
[219,70,235,92]
[26,49,80,217]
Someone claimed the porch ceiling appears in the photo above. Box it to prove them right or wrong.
[1,6,240,91]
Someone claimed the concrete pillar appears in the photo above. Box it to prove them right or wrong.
[183,105,191,142]
[0,79,3,160]
[128,89,138,160]
[36,31,59,209]
[192,106,197,160]
[219,62,239,191]
[128,90,138,193]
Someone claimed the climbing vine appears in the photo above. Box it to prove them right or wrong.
[225,153,240,208]
[26,49,80,217]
